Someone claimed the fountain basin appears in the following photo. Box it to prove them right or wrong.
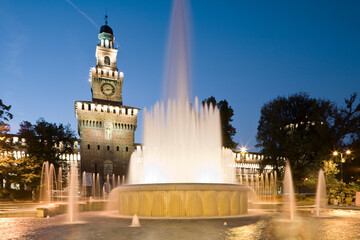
[113,183,249,217]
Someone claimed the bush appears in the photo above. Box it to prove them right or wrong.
[0,189,11,199]
[295,193,306,201]
[0,189,32,200]
[276,194,283,199]
[275,193,307,201]
[11,190,32,200]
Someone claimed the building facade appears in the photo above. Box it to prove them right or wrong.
[75,19,139,180]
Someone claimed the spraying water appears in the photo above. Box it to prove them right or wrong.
[67,162,78,223]
[96,173,100,199]
[112,174,116,190]
[40,162,57,203]
[117,175,120,187]
[106,174,110,194]
[92,173,96,197]
[283,162,296,221]
[315,169,327,217]
[82,171,86,199]
[58,167,62,202]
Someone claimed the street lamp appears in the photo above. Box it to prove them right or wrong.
[333,150,351,202]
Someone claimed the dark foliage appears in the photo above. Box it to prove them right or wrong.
[256,92,360,190]
[18,118,76,169]
[0,99,13,190]
[202,96,238,150]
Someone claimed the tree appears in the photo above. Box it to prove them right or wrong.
[18,118,76,169]
[323,160,340,195]
[0,99,13,126]
[13,156,42,191]
[255,92,360,190]
[202,96,238,149]
[0,99,14,191]
[17,118,76,190]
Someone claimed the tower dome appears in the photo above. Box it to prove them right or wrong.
[100,15,113,35]
[100,24,113,35]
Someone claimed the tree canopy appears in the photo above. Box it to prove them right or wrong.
[202,96,238,150]
[18,118,76,169]
[256,92,360,189]
[0,99,14,190]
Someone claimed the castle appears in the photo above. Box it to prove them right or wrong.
[75,17,139,181]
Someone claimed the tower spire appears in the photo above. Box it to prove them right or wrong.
[104,13,108,25]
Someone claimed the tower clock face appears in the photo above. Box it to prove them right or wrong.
[101,83,115,96]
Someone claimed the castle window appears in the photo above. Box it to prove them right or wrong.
[87,144,90,149]
[104,56,110,66]
[126,147,128,152]
[107,145,110,151]
[98,145,100,150]
[117,146,119,151]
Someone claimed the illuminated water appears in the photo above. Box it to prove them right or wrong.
[283,162,295,221]
[67,162,78,223]
[40,162,57,203]
[127,0,234,185]
[128,99,235,184]
[1,209,360,239]
[315,169,327,217]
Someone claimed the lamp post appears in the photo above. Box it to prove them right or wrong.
[333,150,351,202]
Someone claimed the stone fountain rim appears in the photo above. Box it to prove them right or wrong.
[114,183,249,192]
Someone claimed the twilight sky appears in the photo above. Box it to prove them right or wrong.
[1,0,359,151]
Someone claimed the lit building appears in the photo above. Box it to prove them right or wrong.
[233,150,273,183]
[75,17,139,181]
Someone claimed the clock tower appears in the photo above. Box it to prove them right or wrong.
[75,16,139,185]
[91,16,123,104]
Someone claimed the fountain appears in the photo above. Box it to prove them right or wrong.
[67,162,79,223]
[106,174,110,195]
[117,175,121,187]
[283,161,296,221]
[40,161,57,203]
[315,169,327,217]
[58,167,63,202]
[82,171,86,199]
[130,215,141,227]
[96,173,100,199]
[109,0,248,218]
[112,174,116,190]
[269,162,311,239]
[92,173,96,197]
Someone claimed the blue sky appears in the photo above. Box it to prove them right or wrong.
[1,0,359,150]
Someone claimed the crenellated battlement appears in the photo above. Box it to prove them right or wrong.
[77,119,137,131]
[89,67,124,82]
[75,101,139,118]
